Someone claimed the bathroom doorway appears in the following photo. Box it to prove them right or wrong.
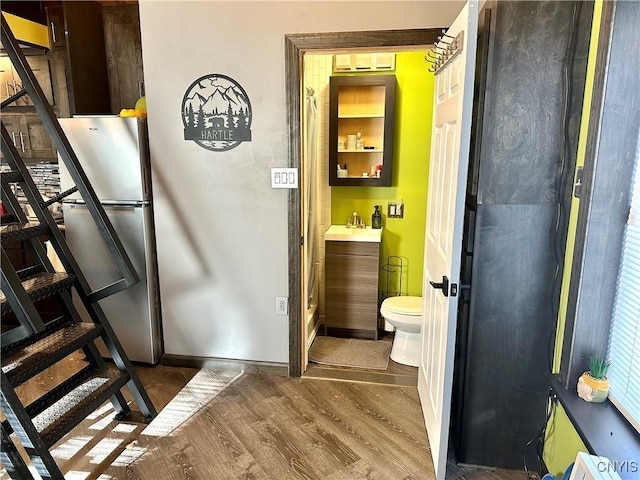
[285,29,443,379]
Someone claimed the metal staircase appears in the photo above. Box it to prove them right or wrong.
[0,16,157,479]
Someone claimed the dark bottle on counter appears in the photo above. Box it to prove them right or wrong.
[372,205,382,229]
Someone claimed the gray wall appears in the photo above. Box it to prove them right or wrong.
[138,1,464,363]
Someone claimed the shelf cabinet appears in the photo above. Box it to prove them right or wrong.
[329,75,396,186]
[324,240,380,339]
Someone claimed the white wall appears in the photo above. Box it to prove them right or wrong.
[138,1,463,364]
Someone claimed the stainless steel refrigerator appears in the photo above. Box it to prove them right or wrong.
[58,116,162,364]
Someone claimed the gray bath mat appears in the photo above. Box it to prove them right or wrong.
[308,336,392,370]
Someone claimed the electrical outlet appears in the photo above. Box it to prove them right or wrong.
[275,296,288,315]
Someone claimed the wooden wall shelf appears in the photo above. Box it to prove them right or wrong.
[329,75,396,187]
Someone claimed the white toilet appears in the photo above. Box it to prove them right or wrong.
[380,296,422,367]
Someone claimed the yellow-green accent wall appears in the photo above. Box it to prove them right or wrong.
[331,51,433,296]
[543,1,603,476]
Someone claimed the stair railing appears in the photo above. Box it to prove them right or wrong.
[1,15,139,301]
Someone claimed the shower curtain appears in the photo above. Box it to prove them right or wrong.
[305,90,318,308]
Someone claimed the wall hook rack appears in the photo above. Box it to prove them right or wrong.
[440,29,455,39]
[426,30,465,75]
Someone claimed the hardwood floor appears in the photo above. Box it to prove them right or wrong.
[106,371,529,480]
[2,355,533,480]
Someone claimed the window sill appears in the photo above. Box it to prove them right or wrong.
[548,374,640,467]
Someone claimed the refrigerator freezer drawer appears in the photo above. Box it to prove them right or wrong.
[63,202,161,364]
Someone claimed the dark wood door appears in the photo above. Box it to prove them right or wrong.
[102,4,145,113]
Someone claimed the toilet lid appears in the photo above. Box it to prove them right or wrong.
[383,296,422,315]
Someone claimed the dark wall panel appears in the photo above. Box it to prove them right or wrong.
[460,204,556,468]
[478,1,591,207]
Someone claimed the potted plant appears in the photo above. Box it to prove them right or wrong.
[577,355,611,403]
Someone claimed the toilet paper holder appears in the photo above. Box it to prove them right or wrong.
[381,255,404,299]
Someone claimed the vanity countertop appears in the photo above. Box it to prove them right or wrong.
[325,225,383,243]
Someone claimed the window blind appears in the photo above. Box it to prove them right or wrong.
[607,150,640,432]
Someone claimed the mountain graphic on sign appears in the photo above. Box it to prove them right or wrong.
[184,80,249,116]
[202,89,230,115]
[222,85,248,107]
[184,92,208,113]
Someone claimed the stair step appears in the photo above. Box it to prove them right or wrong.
[1,170,22,184]
[0,221,49,243]
[16,265,46,281]
[2,322,103,386]
[1,315,66,352]
[0,213,19,225]
[0,272,76,315]
[32,368,130,448]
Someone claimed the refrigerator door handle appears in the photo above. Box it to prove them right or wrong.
[142,164,150,199]
[68,203,137,212]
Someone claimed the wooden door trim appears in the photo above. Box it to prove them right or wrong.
[285,28,443,377]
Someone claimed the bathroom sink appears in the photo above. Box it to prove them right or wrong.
[325,225,383,243]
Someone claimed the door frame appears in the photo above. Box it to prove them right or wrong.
[285,29,443,376]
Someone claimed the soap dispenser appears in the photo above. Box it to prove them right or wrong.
[372,205,382,229]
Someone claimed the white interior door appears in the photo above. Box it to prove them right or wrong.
[418,2,478,479]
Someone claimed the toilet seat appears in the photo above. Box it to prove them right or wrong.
[381,296,422,316]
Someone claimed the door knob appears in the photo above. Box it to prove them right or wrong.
[429,275,449,297]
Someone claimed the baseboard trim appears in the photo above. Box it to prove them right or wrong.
[161,354,289,376]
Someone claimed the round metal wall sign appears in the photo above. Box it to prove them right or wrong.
[181,74,252,152]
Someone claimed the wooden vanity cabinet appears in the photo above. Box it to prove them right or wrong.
[324,240,380,339]
[329,75,396,186]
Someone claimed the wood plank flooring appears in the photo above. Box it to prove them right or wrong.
[104,371,527,480]
[1,355,532,480]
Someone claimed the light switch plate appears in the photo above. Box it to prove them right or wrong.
[388,202,404,218]
[271,168,298,189]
